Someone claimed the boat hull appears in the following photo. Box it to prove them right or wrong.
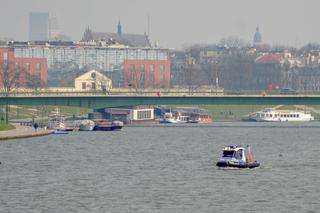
[54,130,69,134]
[216,161,260,169]
[247,109,314,122]
[93,125,122,131]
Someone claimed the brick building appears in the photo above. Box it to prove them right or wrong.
[0,47,47,87]
[124,60,170,88]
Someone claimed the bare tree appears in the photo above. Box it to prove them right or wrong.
[0,60,17,97]
[184,64,203,94]
[0,60,18,123]
[218,36,250,49]
[26,72,45,93]
[299,43,320,55]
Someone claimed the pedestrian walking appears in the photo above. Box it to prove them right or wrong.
[33,122,39,132]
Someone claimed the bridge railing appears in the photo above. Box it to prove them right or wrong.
[0,89,225,97]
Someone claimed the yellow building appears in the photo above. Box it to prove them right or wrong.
[75,70,112,91]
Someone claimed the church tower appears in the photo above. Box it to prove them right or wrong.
[253,25,262,46]
[117,19,122,36]
[82,26,93,41]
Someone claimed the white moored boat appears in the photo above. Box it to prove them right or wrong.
[79,119,95,131]
[159,112,189,124]
[249,108,314,122]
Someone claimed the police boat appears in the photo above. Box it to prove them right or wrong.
[216,145,260,168]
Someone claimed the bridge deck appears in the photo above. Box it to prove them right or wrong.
[1,95,320,109]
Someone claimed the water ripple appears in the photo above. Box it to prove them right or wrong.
[0,123,320,212]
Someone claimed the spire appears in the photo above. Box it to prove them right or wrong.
[253,25,262,46]
[82,26,93,41]
[117,18,122,36]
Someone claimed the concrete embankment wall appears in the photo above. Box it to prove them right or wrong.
[0,123,54,140]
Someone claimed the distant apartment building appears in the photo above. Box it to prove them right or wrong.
[4,41,169,88]
[29,12,49,41]
[0,47,47,87]
[10,41,168,71]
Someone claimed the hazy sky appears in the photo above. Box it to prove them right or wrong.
[1,0,319,48]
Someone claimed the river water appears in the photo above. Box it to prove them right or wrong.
[0,122,319,213]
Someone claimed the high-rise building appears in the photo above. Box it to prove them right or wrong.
[29,12,49,41]
[49,14,59,40]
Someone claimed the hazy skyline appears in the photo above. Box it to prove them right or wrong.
[1,0,320,48]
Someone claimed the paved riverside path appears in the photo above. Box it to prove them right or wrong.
[0,123,54,140]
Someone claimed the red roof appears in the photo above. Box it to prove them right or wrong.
[255,53,285,64]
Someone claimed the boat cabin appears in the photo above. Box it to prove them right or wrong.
[220,145,246,162]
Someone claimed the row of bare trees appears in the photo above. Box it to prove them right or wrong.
[0,60,44,95]
[175,39,320,93]
[0,60,44,123]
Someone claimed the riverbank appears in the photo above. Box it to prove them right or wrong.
[0,123,54,140]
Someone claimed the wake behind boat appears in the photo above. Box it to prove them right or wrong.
[216,145,260,169]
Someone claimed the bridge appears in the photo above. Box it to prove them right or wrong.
[1,95,320,110]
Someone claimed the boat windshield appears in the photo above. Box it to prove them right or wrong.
[222,150,235,158]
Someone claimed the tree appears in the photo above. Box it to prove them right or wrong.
[299,43,320,55]
[25,72,45,93]
[183,64,204,94]
[218,36,250,49]
[0,60,18,123]
[0,60,17,97]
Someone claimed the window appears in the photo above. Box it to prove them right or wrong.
[160,64,165,87]
[149,64,155,87]
[130,64,135,81]
[235,150,243,160]
[36,63,41,74]
[92,82,96,90]
[222,151,234,158]
[91,72,96,79]
[137,110,151,120]
[82,82,86,89]
[25,63,31,74]
[15,63,20,81]
[3,52,8,60]
[140,64,145,88]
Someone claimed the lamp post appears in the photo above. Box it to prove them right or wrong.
[215,60,219,95]
[216,76,219,95]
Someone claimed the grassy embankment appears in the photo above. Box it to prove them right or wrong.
[0,121,15,131]
[0,105,92,121]
[174,105,273,121]
[201,105,272,121]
